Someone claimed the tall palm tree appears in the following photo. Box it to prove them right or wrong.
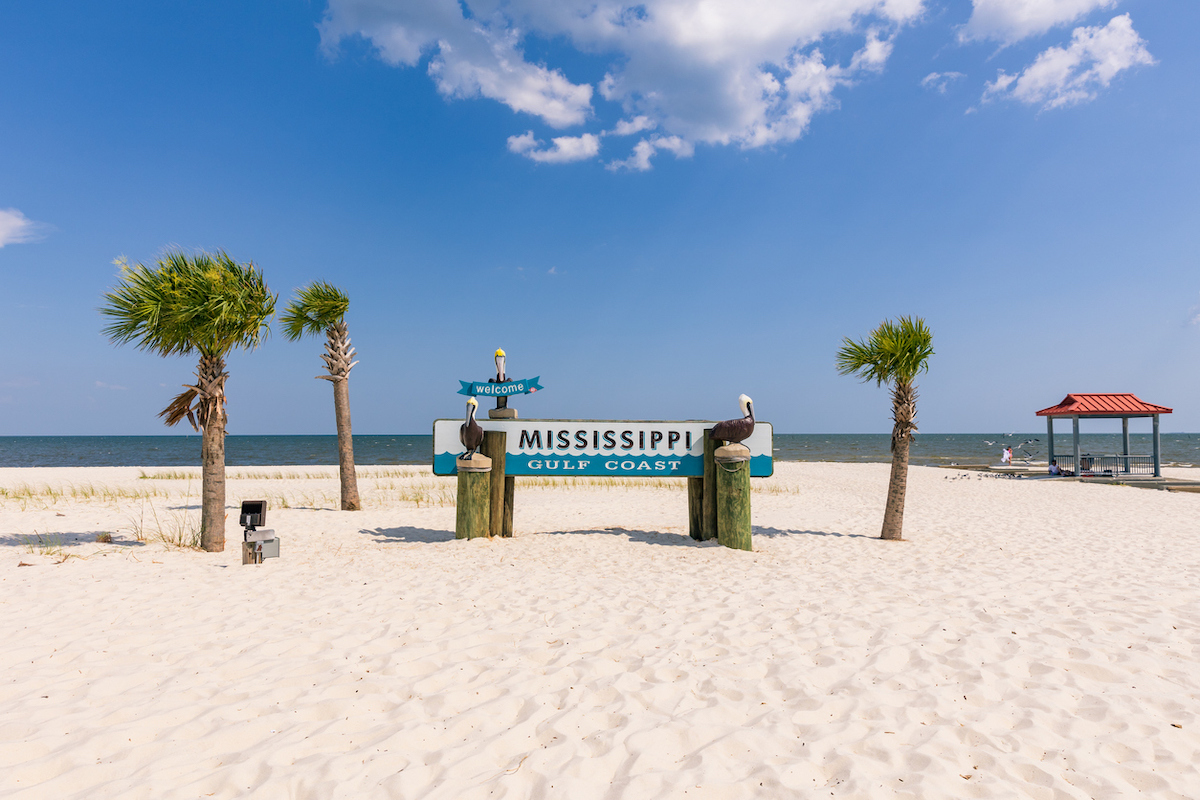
[836,316,934,541]
[101,249,276,552]
[280,282,361,511]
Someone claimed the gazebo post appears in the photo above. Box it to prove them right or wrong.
[1122,417,1130,473]
[1047,416,1055,466]
[1153,414,1161,477]
[1072,415,1081,475]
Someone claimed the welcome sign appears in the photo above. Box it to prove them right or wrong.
[433,419,773,477]
[457,377,543,397]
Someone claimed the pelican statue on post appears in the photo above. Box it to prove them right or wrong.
[460,397,484,459]
[494,348,506,383]
[710,394,755,445]
[492,348,508,413]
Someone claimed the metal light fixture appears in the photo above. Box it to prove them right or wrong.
[240,499,279,564]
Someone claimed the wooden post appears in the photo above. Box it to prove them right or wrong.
[242,541,257,565]
[502,476,515,538]
[455,455,491,540]
[482,431,507,539]
[701,428,718,541]
[687,477,703,540]
[715,444,752,551]
[1046,416,1054,468]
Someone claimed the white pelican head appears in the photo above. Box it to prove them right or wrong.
[739,393,753,418]
[466,396,478,413]
[494,348,506,381]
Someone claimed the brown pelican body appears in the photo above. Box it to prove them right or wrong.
[460,397,484,458]
[709,394,755,444]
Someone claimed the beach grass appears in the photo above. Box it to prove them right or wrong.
[138,466,427,481]
[127,500,201,549]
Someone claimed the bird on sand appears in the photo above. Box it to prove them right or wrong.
[460,397,484,459]
[710,394,755,444]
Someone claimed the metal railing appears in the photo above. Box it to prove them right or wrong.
[1053,455,1154,476]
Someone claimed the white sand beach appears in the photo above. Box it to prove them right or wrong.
[2,463,1198,799]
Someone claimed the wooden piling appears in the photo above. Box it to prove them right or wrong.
[687,477,704,540]
[715,444,752,551]
[701,428,718,541]
[502,476,515,537]
[482,431,509,539]
[455,455,491,540]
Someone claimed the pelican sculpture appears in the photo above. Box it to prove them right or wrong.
[492,348,509,413]
[460,397,484,459]
[494,348,506,382]
[710,394,755,444]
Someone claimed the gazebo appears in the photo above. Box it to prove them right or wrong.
[1036,393,1172,478]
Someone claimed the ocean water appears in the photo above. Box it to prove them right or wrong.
[1,433,1198,469]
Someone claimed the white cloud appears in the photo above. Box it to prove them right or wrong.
[321,0,924,167]
[95,381,128,391]
[983,14,1153,109]
[610,116,656,136]
[607,135,695,171]
[321,0,592,127]
[507,131,601,163]
[0,208,46,248]
[962,0,1117,44]
[850,29,893,72]
[921,71,965,93]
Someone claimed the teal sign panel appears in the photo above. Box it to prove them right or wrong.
[432,419,773,477]
[457,377,543,397]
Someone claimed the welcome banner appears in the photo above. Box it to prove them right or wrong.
[457,377,543,397]
[433,419,773,477]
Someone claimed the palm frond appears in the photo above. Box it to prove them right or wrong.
[280,281,349,341]
[836,316,934,387]
[160,387,200,430]
[100,249,276,358]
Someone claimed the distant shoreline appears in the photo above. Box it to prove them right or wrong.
[1,433,1197,469]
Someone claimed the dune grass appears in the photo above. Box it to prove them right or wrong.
[138,467,427,481]
[127,500,201,549]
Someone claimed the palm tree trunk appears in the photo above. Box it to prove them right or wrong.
[333,376,360,510]
[881,380,918,541]
[198,355,228,551]
[323,323,360,511]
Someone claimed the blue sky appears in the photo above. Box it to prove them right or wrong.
[1,0,1197,436]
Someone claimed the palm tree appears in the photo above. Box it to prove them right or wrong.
[836,316,934,541]
[101,249,276,552]
[280,282,361,511]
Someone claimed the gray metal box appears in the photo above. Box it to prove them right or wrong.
[244,528,276,543]
[259,537,279,559]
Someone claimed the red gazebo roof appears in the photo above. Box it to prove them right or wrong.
[1036,393,1172,417]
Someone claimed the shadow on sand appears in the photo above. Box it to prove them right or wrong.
[542,528,713,547]
[360,525,872,546]
[361,526,456,544]
[753,526,872,540]
[0,531,146,548]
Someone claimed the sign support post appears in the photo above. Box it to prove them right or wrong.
[455,455,491,540]
[701,428,718,541]
[715,444,752,551]
[687,477,703,540]
[482,430,513,538]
